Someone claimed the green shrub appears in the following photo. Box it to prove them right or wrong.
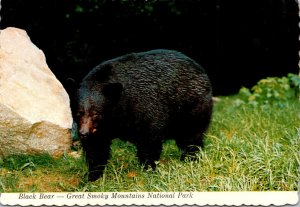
[237,73,300,107]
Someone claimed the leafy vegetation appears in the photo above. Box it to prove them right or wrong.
[237,73,300,107]
[0,74,299,192]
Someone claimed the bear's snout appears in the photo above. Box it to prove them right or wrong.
[79,116,97,138]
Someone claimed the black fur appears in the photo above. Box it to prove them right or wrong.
[75,49,213,181]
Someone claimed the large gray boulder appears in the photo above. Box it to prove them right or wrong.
[0,27,73,158]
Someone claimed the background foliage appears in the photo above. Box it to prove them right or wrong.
[1,0,299,95]
[237,73,300,106]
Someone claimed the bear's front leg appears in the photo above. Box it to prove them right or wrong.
[80,135,111,181]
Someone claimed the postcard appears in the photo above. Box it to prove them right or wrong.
[0,0,299,206]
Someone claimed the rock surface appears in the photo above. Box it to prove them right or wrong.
[0,27,72,158]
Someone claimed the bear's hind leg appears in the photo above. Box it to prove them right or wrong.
[174,115,209,161]
[176,133,204,161]
[136,136,163,170]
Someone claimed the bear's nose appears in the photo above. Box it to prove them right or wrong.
[78,116,98,139]
[79,127,97,136]
[79,116,93,136]
[79,127,90,137]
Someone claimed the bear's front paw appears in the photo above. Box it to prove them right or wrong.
[88,170,103,182]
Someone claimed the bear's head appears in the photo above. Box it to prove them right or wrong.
[76,63,123,139]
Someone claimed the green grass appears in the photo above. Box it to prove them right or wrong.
[0,96,299,192]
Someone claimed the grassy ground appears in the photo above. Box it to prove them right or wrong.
[0,96,299,192]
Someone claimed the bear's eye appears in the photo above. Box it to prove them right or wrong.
[91,111,99,120]
[92,114,98,120]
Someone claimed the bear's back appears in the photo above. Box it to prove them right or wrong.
[109,49,210,94]
[83,49,212,111]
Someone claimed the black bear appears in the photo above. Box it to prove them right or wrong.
[75,49,213,181]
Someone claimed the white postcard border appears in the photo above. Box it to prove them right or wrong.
[0,191,298,206]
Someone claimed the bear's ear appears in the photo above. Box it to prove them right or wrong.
[102,83,123,102]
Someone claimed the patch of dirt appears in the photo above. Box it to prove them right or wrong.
[16,170,80,192]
